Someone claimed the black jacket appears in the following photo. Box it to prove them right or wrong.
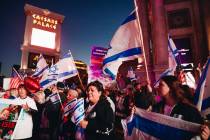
[85,95,114,140]
[170,102,203,124]
[153,101,203,124]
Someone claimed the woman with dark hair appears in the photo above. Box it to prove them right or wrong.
[180,84,195,104]
[79,80,114,140]
[13,84,38,140]
[154,75,209,140]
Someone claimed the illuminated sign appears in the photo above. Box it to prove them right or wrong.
[32,14,58,30]
[31,28,56,49]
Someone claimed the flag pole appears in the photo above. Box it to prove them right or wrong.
[68,50,86,91]
[51,58,54,66]
[57,92,64,110]
[76,73,86,91]
[134,0,150,82]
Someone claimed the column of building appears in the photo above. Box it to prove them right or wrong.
[151,0,169,79]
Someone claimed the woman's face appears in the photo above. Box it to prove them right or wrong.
[135,83,141,91]
[0,110,10,120]
[86,86,101,104]
[158,80,170,97]
[10,89,18,97]
[18,87,27,99]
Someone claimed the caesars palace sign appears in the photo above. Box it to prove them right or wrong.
[32,14,58,30]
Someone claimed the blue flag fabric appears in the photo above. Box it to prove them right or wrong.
[32,54,48,78]
[103,11,143,79]
[122,108,201,140]
[194,58,210,115]
[40,51,78,89]
[168,35,180,74]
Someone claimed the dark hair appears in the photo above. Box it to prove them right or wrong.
[161,75,192,105]
[57,82,65,90]
[86,80,104,93]
[18,84,29,93]
[18,84,25,89]
[44,88,52,96]
[135,92,155,109]
[180,85,195,104]
[134,81,141,88]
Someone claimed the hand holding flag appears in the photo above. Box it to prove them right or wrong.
[73,98,85,125]
[63,98,77,117]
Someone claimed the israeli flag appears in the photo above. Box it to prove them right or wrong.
[63,98,77,116]
[122,108,201,140]
[40,52,78,88]
[194,58,210,116]
[153,68,174,87]
[153,36,180,87]
[32,54,48,78]
[49,93,60,104]
[184,72,196,89]
[73,98,85,125]
[168,35,180,74]
[103,11,143,79]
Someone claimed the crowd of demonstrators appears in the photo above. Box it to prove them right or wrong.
[111,69,209,139]
[153,75,209,140]
[153,76,201,121]
[44,83,67,140]
[0,71,209,140]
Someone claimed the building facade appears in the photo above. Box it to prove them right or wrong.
[21,4,64,72]
[134,0,209,82]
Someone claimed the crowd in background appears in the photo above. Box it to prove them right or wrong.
[0,69,209,140]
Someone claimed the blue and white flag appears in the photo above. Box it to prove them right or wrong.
[194,58,210,116]
[168,35,180,74]
[63,98,77,116]
[121,108,201,140]
[32,54,48,78]
[40,52,78,88]
[153,68,173,87]
[184,72,196,89]
[103,11,143,79]
[73,98,85,125]
[153,36,180,87]
[49,93,60,104]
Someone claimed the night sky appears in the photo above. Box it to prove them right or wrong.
[0,0,133,77]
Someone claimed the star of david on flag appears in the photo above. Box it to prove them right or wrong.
[73,98,85,125]
[40,51,78,89]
